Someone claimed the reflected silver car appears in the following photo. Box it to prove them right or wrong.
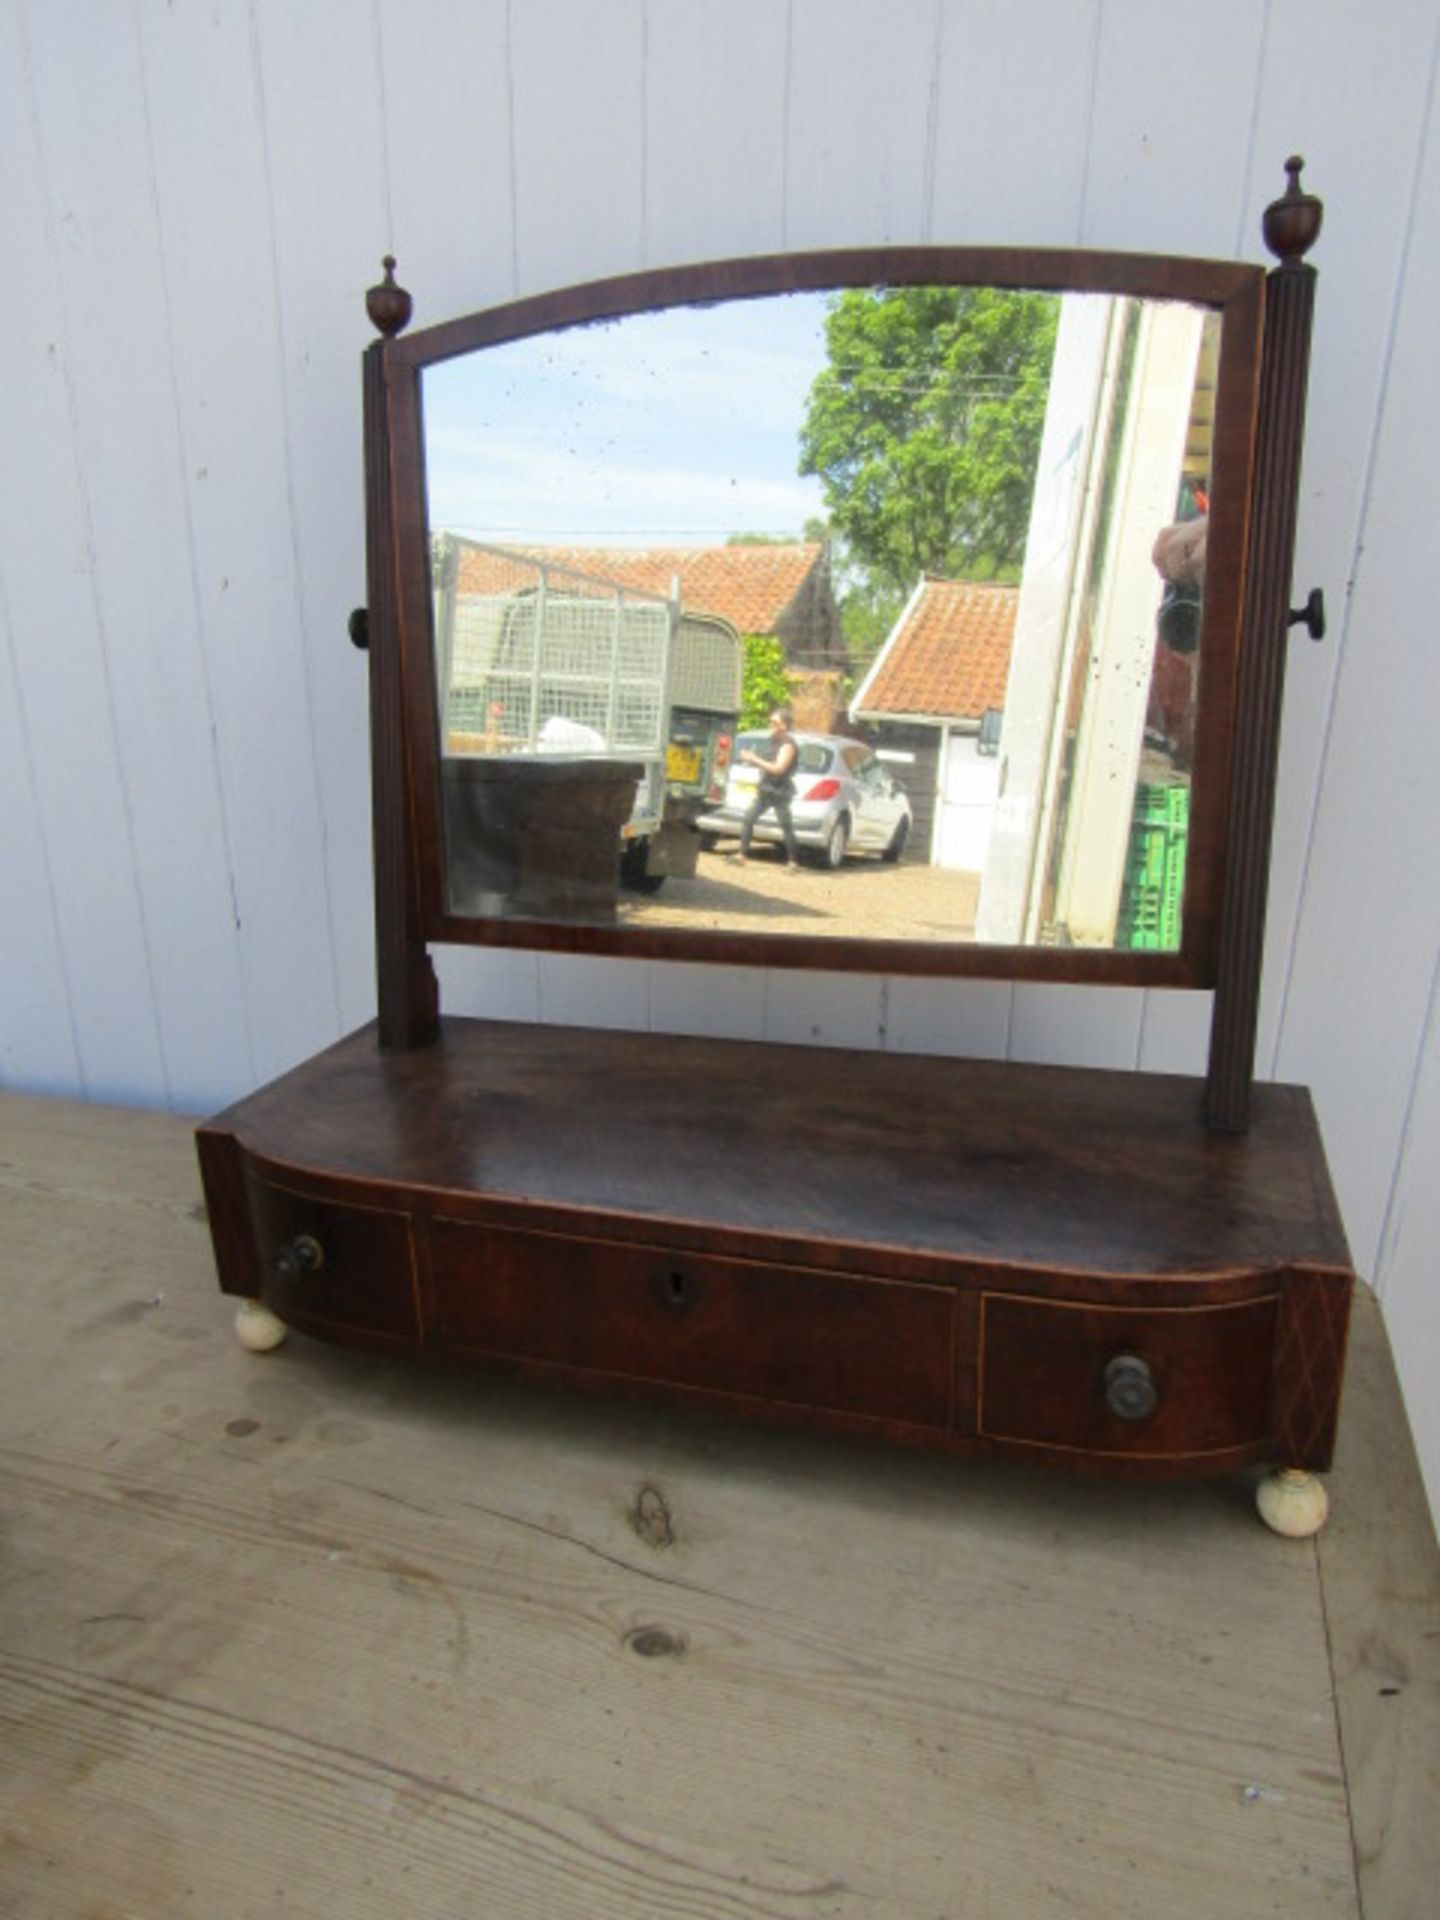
[697,731,912,869]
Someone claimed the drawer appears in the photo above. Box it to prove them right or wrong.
[980,1293,1278,1458]
[246,1175,420,1341]
[430,1219,955,1427]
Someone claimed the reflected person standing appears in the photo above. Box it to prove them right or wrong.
[735,706,800,867]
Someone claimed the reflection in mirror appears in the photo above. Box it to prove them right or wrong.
[423,286,1217,949]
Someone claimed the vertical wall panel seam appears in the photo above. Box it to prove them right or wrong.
[504,0,520,297]
[3,19,85,1093]
[16,0,172,1104]
[245,0,346,1040]
[0,580,84,1093]
[1133,985,1151,1071]
[639,1,650,270]
[1268,12,1440,1097]
[1072,0,1103,249]
[371,0,397,248]
[131,0,259,1098]
[779,0,794,251]
[920,0,943,244]
[1373,936,1440,1301]
[1231,0,1273,260]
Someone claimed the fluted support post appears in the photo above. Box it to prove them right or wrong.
[1206,161,1323,1131]
[363,262,439,1050]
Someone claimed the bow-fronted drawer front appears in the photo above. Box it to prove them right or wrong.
[430,1218,955,1429]
[980,1292,1280,1462]
[245,1174,420,1343]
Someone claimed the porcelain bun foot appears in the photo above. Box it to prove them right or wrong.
[234,1298,287,1353]
[1256,1467,1328,1538]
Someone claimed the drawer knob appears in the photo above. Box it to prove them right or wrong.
[1103,1353,1157,1422]
[275,1234,325,1284]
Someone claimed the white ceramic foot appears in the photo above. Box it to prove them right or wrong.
[234,1298,287,1353]
[1256,1467,1329,1538]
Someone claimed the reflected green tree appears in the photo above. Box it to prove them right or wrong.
[798,287,1060,594]
[738,633,791,730]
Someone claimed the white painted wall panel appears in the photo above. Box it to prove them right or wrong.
[3,0,1439,1526]
[137,0,339,1100]
[1376,984,1440,1524]
[376,0,516,316]
[509,0,646,294]
[31,1,260,1111]
[437,947,541,1025]
[644,0,789,265]
[649,954,768,1044]
[2,4,169,1105]
[536,952,652,1031]
[0,609,79,1094]
[1246,0,1438,1082]
[1275,43,1440,1277]
[887,975,1011,1059]
[930,0,1098,246]
[0,15,80,1097]
[1135,990,1213,1078]
[784,0,941,246]
[762,968,886,1051]
[250,0,391,1048]
[1081,0,1265,255]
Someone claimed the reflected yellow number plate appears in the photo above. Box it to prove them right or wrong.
[666,744,703,782]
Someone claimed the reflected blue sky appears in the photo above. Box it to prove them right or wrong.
[423,292,831,547]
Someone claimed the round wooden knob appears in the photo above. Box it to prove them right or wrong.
[274,1234,325,1284]
[1103,1353,1158,1421]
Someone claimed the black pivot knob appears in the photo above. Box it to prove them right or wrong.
[1103,1354,1158,1422]
[1288,588,1325,641]
[348,608,369,650]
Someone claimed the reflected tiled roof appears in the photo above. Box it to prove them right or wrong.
[454,541,823,636]
[856,579,1018,721]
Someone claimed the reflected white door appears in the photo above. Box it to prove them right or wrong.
[935,730,1001,872]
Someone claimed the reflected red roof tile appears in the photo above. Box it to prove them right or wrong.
[857,579,1017,721]
[454,541,824,636]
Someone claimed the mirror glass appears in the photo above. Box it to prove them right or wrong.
[422,285,1218,952]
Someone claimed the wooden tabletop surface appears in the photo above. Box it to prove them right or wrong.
[1,1088,1434,1919]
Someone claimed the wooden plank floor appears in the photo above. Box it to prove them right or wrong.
[1,1092,1436,1918]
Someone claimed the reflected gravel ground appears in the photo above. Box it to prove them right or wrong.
[619,848,981,943]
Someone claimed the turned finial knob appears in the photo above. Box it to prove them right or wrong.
[366,255,413,338]
[1263,156,1323,266]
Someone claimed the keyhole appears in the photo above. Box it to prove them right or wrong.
[667,1270,687,1306]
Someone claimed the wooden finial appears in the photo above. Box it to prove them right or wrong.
[366,255,413,338]
[1262,156,1323,267]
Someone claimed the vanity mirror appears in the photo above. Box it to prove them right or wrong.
[200,162,1353,1537]
[386,251,1260,990]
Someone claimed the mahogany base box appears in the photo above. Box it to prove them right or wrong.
[197,1018,1352,1493]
